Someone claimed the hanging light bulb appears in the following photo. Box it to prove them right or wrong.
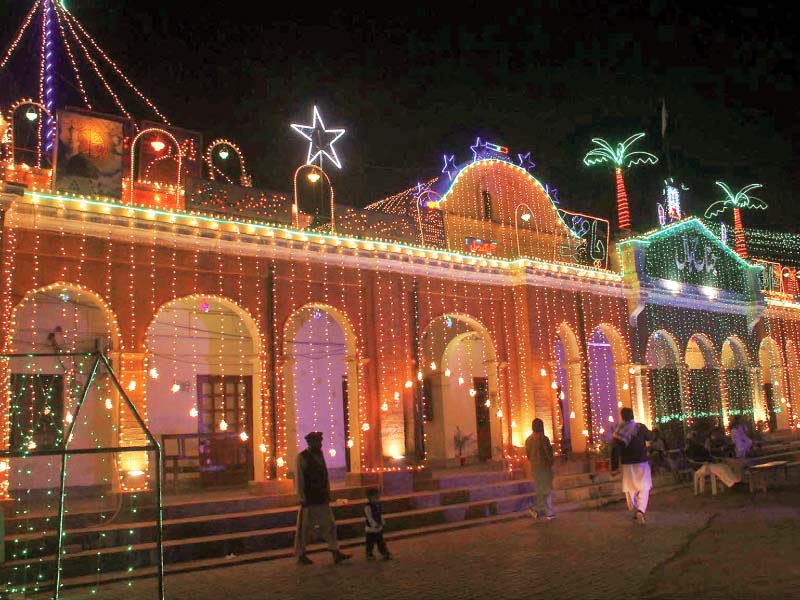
[622,383,629,390]
[618,401,623,408]
[361,423,370,432]
[171,383,181,393]
[258,443,267,453]
[189,406,198,418]
[307,171,321,183]
[511,419,517,428]
[25,107,38,121]
[444,368,451,377]
[218,147,230,160]
[496,408,503,418]
[239,432,249,442]
[105,398,113,410]
[628,367,636,375]
[393,391,400,401]
[219,419,229,431]
[381,401,388,412]
[417,370,423,381]
[127,380,137,392]
[608,415,615,423]
[520,212,532,222]
[430,361,437,371]
[149,367,159,379]
[150,139,166,152]
[404,380,413,389]
[469,388,476,397]
[43,407,51,416]
[559,391,565,400]
[551,381,558,389]
[27,440,37,450]
[458,376,465,385]
[484,399,491,407]
[599,427,606,435]
[276,456,285,467]
[540,368,547,377]
[328,449,336,457]
[569,411,576,419]
[65,411,73,424]
[347,439,354,448]
[0,461,8,472]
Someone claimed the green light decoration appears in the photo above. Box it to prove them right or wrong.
[704,182,767,259]
[583,133,658,232]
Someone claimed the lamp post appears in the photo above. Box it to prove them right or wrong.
[292,163,335,232]
[4,99,53,169]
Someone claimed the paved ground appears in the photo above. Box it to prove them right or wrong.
[60,484,800,600]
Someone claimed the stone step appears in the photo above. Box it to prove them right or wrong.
[0,471,677,590]
[24,481,689,595]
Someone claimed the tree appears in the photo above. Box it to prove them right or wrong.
[704,182,767,259]
[583,133,658,233]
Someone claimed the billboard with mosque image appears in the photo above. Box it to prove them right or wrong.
[54,109,126,199]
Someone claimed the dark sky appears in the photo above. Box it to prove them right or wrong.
[2,1,798,232]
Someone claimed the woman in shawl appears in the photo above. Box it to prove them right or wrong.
[525,418,555,520]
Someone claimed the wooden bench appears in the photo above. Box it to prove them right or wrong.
[745,460,790,493]
[162,434,202,493]
[162,432,252,492]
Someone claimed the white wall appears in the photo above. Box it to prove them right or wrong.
[146,302,257,442]
[290,313,348,472]
[10,291,114,491]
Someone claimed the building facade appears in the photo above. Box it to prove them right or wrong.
[1,115,798,498]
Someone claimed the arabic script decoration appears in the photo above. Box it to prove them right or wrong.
[556,209,609,269]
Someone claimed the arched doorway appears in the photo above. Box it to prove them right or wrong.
[146,296,262,485]
[9,284,119,491]
[685,334,722,430]
[420,314,500,467]
[646,330,684,448]
[283,305,361,480]
[587,327,620,441]
[759,338,789,431]
[721,337,753,427]
[553,324,586,453]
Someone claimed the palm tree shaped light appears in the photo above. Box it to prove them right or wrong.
[583,133,658,232]
[704,182,767,259]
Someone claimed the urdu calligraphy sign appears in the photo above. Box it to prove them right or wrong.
[643,221,749,295]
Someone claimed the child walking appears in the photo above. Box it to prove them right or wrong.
[364,488,392,560]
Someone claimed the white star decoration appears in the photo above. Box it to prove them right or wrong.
[290,106,346,169]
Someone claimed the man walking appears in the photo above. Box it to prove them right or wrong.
[612,407,653,524]
[294,431,351,564]
[526,418,556,520]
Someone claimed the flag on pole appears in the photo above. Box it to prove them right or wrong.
[661,98,668,138]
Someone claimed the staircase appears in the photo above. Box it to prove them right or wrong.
[0,461,682,594]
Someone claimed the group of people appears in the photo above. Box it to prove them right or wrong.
[292,409,755,564]
[294,431,392,565]
[526,408,654,524]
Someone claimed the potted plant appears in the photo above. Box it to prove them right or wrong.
[594,439,612,472]
[453,426,474,467]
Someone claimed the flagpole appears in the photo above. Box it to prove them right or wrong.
[661,97,673,177]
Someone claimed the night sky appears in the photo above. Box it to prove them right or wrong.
[1,1,798,232]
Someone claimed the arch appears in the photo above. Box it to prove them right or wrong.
[205,138,251,187]
[145,294,264,483]
[9,282,122,353]
[292,164,336,231]
[7,283,121,491]
[645,330,685,448]
[552,322,586,453]
[587,324,630,441]
[282,303,361,477]
[721,336,754,426]
[5,99,54,168]
[685,334,723,428]
[759,338,789,431]
[419,312,501,467]
[129,127,182,205]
